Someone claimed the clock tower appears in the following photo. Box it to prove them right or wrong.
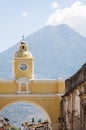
[12,40,34,80]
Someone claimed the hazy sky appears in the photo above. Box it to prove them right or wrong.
[0,0,86,52]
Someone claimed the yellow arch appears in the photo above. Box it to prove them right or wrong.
[0,100,51,123]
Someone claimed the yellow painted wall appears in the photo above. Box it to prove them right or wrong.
[0,80,18,94]
[0,79,65,125]
[0,95,61,123]
[13,58,34,79]
[30,80,65,94]
[57,79,65,93]
[0,79,65,94]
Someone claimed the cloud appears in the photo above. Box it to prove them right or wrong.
[21,12,28,17]
[47,1,86,37]
[51,1,59,9]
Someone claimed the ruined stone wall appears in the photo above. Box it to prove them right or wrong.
[61,63,86,130]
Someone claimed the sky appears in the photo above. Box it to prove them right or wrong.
[0,0,86,52]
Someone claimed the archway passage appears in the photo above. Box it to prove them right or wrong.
[0,93,60,130]
[0,102,48,127]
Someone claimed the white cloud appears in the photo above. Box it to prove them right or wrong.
[21,12,28,17]
[51,1,59,9]
[47,1,86,37]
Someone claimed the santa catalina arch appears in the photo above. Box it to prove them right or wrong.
[0,40,65,130]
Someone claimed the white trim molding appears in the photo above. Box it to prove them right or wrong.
[16,77,31,94]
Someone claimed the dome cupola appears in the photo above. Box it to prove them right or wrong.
[14,40,33,59]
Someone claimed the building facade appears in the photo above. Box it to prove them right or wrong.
[0,40,65,130]
[61,64,86,130]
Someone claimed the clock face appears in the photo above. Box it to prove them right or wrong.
[19,63,28,71]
